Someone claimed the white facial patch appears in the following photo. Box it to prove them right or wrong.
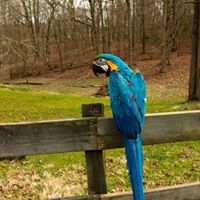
[101,64,109,72]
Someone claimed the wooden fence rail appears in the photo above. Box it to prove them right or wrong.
[0,109,200,158]
[52,182,200,200]
[0,104,200,200]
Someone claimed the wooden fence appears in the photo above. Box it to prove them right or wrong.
[0,103,200,200]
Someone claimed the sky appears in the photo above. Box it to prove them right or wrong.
[74,0,82,7]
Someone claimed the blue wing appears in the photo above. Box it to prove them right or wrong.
[130,71,146,123]
[109,71,146,139]
[108,68,146,200]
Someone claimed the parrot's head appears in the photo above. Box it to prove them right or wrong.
[92,53,128,77]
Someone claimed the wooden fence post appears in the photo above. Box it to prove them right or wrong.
[82,103,107,194]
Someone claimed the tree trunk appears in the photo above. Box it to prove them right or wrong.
[98,0,106,52]
[20,0,40,60]
[106,2,111,52]
[45,9,54,64]
[53,21,64,73]
[116,0,121,56]
[89,0,99,54]
[132,0,135,56]
[159,0,171,73]
[171,0,177,52]
[189,0,200,101]
[141,0,145,54]
[126,0,133,66]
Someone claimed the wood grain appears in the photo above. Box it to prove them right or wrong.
[101,182,200,200]
[51,195,100,200]
[0,111,200,157]
[82,103,104,117]
[1,110,200,199]
[0,118,98,157]
[83,103,107,194]
[50,182,200,200]
[97,110,200,149]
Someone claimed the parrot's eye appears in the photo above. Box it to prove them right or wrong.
[95,58,106,65]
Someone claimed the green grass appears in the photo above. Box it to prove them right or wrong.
[0,87,111,122]
[0,86,200,199]
[0,86,200,122]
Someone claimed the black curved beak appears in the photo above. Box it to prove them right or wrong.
[92,60,110,77]
[92,64,106,76]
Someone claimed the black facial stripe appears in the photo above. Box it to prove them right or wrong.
[106,67,110,77]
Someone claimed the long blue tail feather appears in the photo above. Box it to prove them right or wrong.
[124,135,144,200]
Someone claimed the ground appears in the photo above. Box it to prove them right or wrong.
[0,51,190,99]
[0,51,200,200]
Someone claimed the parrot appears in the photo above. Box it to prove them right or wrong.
[92,54,146,200]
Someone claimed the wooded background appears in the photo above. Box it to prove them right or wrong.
[0,0,200,100]
[0,0,192,70]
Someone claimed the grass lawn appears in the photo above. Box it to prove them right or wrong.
[0,86,200,199]
[1,85,200,122]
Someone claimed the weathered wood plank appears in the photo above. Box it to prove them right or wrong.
[82,103,104,117]
[0,118,98,158]
[50,182,200,200]
[50,195,100,200]
[101,182,200,200]
[0,111,200,157]
[97,110,200,149]
[85,151,107,194]
[83,103,107,194]
[143,111,200,145]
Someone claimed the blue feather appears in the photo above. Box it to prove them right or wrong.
[125,136,144,200]
[99,54,146,200]
[109,72,143,136]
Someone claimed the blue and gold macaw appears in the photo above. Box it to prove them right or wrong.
[92,54,146,200]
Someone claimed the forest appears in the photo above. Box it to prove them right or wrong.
[0,0,193,74]
[1,0,200,100]
[1,0,200,199]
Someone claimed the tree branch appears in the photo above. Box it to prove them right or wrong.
[74,18,92,27]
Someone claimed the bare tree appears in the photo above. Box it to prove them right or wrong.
[189,0,200,101]
[171,0,177,52]
[20,0,40,60]
[105,1,111,52]
[44,0,59,64]
[53,20,64,72]
[98,0,106,52]
[141,0,146,54]
[126,0,133,66]
[0,0,194,77]
[159,0,171,73]
[88,0,99,53]
[159,0,185,73]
